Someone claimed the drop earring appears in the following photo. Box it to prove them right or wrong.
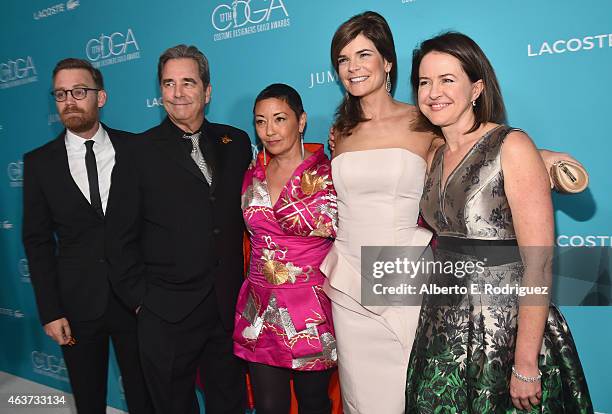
[300,132,305,160]
[385,72,391,94]
[472,100,476,107]
[263,147,267,166]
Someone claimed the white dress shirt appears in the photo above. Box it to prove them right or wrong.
[64,124,115,213]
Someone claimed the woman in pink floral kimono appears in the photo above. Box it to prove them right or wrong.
[234,83,337,414]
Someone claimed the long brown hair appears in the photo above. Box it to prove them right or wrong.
[331,11,397,137]
[411,32,507,134]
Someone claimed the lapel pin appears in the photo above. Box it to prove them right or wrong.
[221,135,232,144]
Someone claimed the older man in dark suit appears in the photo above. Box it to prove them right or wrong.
[22,58,152,413]
[107,45,252,414]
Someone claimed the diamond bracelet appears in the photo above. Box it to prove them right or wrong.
[511,365,542,383]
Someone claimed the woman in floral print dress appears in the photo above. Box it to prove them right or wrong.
[405,32,593,413]
[233,83,337,414]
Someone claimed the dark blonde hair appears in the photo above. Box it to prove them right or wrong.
[411,32,506,134]
[331,11,397,137]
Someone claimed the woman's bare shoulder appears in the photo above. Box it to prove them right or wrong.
[394,101,418,117]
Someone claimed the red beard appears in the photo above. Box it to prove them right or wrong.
[60,107,97,133]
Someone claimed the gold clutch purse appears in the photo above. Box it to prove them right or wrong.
[550,160,589,194]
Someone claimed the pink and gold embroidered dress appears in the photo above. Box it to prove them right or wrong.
[233,144,337,371]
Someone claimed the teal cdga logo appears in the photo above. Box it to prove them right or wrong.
[211,0,288,31]
[86,28,141,68]
[7,160,23,187]
[211,0,290,41]
[31,351,69,381]
[0,57,38,89]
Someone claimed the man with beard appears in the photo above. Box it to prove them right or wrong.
[107,45,251,413]
[22,58,152,414]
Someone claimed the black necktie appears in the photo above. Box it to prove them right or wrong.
[84,140,103,217]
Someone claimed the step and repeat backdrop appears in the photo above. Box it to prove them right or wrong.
[1,0,611,411]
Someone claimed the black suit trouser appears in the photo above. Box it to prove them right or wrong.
[61,291,152,414]
[137,290,246,414]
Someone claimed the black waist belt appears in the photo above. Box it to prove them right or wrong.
[436,236,521,266]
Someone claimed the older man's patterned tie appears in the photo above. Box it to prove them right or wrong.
[184,132,212,185]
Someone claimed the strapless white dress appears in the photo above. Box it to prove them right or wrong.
[320,148,432,414]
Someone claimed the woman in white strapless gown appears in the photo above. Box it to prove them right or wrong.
[321,149,432,413]
[320,12,436,414]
